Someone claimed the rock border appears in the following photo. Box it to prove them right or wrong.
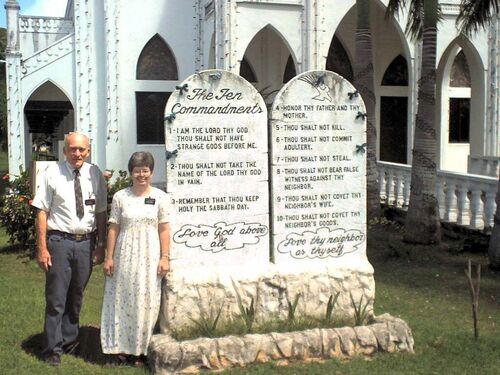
[149,313,414,374]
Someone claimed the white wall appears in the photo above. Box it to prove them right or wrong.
[109,0,197,183]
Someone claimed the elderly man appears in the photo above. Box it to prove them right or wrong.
[32,132,107,366]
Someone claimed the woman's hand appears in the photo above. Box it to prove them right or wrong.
[157,257,170,277]
[103,258,114,277]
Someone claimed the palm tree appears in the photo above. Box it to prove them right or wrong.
[457,0,500,268]
[387,0,441,244]
[353,0,380,220]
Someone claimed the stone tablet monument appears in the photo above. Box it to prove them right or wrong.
[165,70,269,278]
[161,70,374,330]
[271,71,369,272]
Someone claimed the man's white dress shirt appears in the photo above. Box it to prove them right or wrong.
[32,161,107,234]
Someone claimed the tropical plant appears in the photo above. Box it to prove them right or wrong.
[286,293,301,325]
[349,292,372,326]
[189,301,225,338]
[456,1,500,268]
[0,168,36,255]
[231,279,258,333]
[325,292,340,323]
[354,0,380,219]
[456,0,499,35]
[387,0,441,245]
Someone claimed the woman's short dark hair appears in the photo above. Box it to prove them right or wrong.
[128,151,155,173]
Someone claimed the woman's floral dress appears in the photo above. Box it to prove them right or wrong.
[100,187,169,355]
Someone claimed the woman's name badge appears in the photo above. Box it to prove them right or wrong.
[145,197,156,205]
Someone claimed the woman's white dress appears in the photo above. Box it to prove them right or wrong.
[100,187,169,355]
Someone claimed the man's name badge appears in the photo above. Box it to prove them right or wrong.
[85,199,96,206]
[145,197,156,205]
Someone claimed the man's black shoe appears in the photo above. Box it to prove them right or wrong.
[44,353,61,366]
[63,341,79,355]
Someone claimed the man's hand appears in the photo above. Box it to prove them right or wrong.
[103,258,114,277]
[92,245,105,265]
[37,249,52,272]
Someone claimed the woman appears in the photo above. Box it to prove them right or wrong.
[100,151,170,365]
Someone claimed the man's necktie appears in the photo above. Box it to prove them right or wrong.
[74,169,84,219]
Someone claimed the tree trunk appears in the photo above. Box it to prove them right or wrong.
[403,0,441,244]
[354,0,380,220]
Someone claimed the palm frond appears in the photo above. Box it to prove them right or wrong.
[386,0,409,17]
[406,0,424,41]
[385,0,443,41]
[457,0,499,36]
[385,0,423,40]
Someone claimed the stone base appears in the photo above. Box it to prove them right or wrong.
[149,314,414,374]
[159,265,375,332]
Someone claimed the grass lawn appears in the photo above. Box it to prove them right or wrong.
[1,221,499,374]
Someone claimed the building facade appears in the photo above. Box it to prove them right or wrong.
[4,0,499,183]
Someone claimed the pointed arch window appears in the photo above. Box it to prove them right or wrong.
[283,55,296,84]
[24,81,74,161]
[450,51,471,88]
[136,34,178,80]
[326,36,353,82]
[449,50,471,143]
[136,35,178,144]
[381,55,408,86]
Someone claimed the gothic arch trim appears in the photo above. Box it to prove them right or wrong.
[436,35,486,168]
[325,35,353,82]
[240,57,258,83]
[237,23,298,72]
[24,79,74,110]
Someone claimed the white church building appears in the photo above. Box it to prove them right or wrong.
[3,0,499,187]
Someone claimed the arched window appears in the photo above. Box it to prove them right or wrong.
[282,55,296,84]
[136,35,178,144]
[450,50,471,88]
[240,57,257,83]
[326,36,353,82]
[381,55,408,86]
[380,55,409,164]
[449,50,471,143]
[25,81,74,161]
[136,34,178,80]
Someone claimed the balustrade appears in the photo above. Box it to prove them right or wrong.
[377,161,498,231]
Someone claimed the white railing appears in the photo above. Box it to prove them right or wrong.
[378,161,499,230]
[20,16,73,35]
[21,33,74,76]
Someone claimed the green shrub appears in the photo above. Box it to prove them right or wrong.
[104,169,131,215]
[0,169,36,254]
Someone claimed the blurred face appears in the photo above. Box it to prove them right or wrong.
[63,134,90,169]
[131,166,152,187]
